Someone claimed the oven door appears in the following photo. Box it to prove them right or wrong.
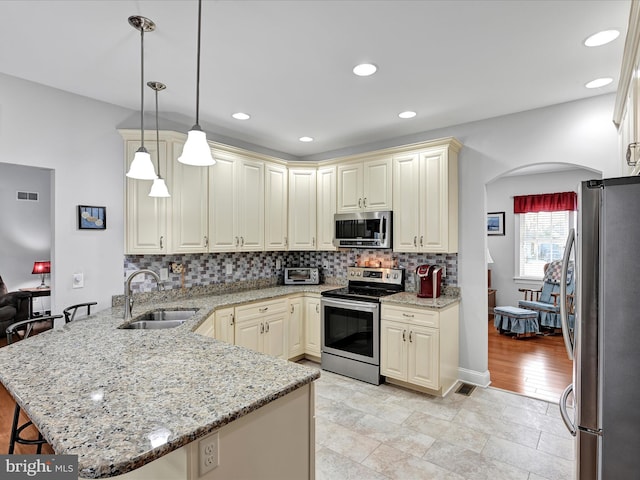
[321,297,380,365]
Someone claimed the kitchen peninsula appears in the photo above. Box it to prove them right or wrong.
[0,285,334,479]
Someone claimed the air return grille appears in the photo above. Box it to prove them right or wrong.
[455,383,476,396]
[16,191,39,201]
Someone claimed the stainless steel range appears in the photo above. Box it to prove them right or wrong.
[321,266,405,384]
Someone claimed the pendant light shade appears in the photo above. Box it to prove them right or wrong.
[178,0,215,166]
[148,81,171,197]
[126,15,158,180]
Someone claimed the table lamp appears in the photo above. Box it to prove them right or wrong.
[32,261,50,288]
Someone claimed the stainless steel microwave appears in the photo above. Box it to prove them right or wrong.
[284,267,320,285]
[333,211,392,249]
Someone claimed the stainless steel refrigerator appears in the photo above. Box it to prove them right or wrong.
[559,176,640,480]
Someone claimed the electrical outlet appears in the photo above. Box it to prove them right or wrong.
[159,267,169,281]
[72,273,84,289]
[225,264,233,275]
[199,431,219,476]
[275,259,282,270]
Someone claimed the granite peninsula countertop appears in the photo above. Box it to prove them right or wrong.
[0,284,340,479]
[381,290,461,310]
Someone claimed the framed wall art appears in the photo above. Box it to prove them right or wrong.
[78,205,106,230]
[487,211,505,236]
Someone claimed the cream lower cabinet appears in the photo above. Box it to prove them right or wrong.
[380,303,459,396]
[304,295,321,357]
[214,307,235,344]
[194,313,215,338]
[235,298,287,359]
[288,296,304,358]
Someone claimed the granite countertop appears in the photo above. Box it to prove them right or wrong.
[381,291,461,310]
[0,284,336,479]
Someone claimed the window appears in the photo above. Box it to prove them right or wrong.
[516,210,575,279]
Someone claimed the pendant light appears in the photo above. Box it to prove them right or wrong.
[126,16,158,180]
[148,81,171,197]
[178,0,216,166]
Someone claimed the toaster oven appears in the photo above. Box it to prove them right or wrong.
[284,267,320,285]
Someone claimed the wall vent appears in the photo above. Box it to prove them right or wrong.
[16,191,39,201]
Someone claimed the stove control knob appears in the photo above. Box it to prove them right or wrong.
[357,271,361,276]
[393,273,398,279]
[386,273,390,278]
[350,271,355,276]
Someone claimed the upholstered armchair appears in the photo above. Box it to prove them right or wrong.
[0,275,31,338]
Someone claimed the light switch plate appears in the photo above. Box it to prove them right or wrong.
[72,273,84,289]
[225,264,233,275]
[276,259,282,270]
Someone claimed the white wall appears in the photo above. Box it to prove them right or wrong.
[0,73,133,316]
[487,168,598,309]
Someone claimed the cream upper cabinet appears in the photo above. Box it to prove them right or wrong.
[171,141,210,253]
[288,168,317,250]
[303,295,321,357]
[124,138,170,254]
[393,140,460,253]
[209,154,265,252]
[337,157,392,213]
[265,163,288,251]
[316,166,337,251]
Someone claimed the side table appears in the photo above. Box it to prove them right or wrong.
[18,287,51,318]
[488,288,497,320]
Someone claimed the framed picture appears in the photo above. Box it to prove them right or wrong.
[487,211,505,236]
[78,205,106,230]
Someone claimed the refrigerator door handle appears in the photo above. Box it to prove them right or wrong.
[560,228,575,360]
[560,383,577,437]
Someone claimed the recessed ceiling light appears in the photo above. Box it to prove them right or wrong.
[353,63,377,77]
[585,77,613,89]
[232,112,250,120]
[584,30,620,47]
[398,111,417,119]
[299,136,314,142]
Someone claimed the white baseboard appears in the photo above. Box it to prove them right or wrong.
[457,367,491,387]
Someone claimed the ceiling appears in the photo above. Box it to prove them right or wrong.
[0,0,631,159]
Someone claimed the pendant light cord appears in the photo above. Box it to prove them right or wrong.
[140,27,145,150]
[195,0,202,127]
[155,88,161,177]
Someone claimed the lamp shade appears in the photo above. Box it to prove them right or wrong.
[149,178,171,197]
[32,261,50,274]
[126,149,158,180]
[487,248,494,264]
[178,128,216,166]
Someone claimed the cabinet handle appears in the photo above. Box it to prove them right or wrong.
[402,313,415,318]
[284,236,288,247]
[409,331,413,342]
[358,198,362,208]
[204,235,209,248]
[402,329,406,342]
[235,236,239,247]
[316,304,319,313]
[259,307,269,313]
[260,323,264,334]
[241,236,245,246]
[265,321,270,333]
[627,142,639,166]
[413,236,417,247]
[160,236,164,249]
[312,237,315,246]
[420,235,423,247]
[230,313,234,326]
[291,305,294,314]
[363,197,367,207]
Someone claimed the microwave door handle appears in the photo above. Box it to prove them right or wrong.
[380,217,386,240]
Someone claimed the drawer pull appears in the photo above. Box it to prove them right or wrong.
[259,307,269,313]
[402,313,415,318]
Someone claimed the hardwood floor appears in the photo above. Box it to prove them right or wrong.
[488,318,573,403]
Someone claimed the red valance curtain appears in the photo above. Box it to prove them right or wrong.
[513,191,577,214]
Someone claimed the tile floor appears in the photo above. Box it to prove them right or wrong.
[304,362,575,480]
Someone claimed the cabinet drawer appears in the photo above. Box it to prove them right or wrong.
[236,298,288,322]
[381,304,439,328]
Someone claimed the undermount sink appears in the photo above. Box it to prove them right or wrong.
[120,309,198,330]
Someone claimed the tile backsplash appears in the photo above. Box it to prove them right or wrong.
[124,250,457,293]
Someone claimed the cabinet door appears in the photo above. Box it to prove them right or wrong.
[171,141,209,253]
[304,297,321,356]
[264,313,287,359]
[209,155,238,252]
[288,168,317,250]
[420,148,456,253]
[265,163,288,251]
[215,307,235,344]
[316,166,337,251]
[362,157,392,211]
[380,320,407,381]
[235,318,263,353]
[392,153,420,252]
[237,158,265,251]
[288,298,304,358]
[337,163,363,213]
[407,325,439,390]
[125,140,170,254]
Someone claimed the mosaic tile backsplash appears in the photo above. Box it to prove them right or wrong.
[124,250,457,293]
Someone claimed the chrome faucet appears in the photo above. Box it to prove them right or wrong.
[124,269,163,321]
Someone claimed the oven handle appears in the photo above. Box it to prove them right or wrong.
[321,297,380,313]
